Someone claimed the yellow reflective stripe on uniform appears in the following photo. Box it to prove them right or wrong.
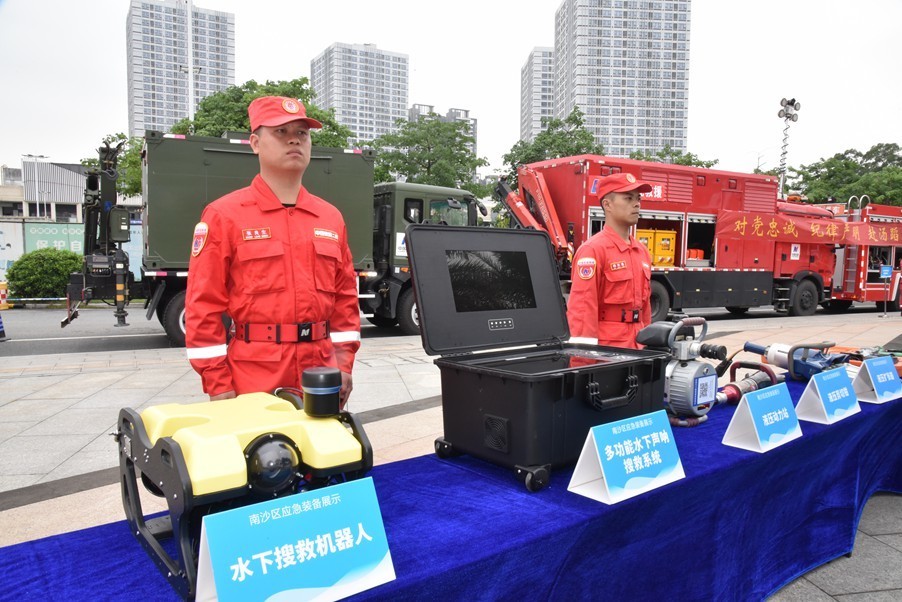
[185,344,228,359]
[568,336,598,345]
[330,331,361,343]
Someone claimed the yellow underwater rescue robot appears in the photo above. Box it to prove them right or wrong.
[115,367,372,600]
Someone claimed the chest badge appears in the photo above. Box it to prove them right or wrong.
[610,260,627,271]
[242,227,272,241]
[314,228,339,241]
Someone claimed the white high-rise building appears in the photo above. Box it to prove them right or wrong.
[553,0,690,157]
[310,43,408,145]
[520,47,555,142]
[126,0,235,137]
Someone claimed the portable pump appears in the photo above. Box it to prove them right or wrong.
[636,317,727,424]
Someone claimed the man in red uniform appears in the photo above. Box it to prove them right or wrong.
[185,96,361,405]
[567,173,654,349]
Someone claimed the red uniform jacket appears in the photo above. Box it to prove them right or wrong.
[567,227,652,349]
[185,176,361,396]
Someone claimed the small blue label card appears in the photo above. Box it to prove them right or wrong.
[853,356,902,404]
[796,367,861,424]
[722,382,803,453]
[568,409,685,505]
[195,477,395,602]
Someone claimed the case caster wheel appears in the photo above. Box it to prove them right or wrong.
[434,438,458,459]
[516,464,550,492]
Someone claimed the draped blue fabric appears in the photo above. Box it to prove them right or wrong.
[2,386,900,602]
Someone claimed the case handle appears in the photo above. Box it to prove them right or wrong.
[586,370,638,411]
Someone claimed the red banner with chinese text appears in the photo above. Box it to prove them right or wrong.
[715,211,902,246]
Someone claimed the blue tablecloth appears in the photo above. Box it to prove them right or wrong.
[2,382,900,601]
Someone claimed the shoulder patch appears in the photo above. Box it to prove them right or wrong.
[191,222,208,257]
[577,256,596,280]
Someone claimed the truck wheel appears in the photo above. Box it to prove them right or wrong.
[822,299,852,313]
[650,281,669,323]
[877,298,900,312]
[725,306,749,316]
[162,290,187,347]
[397,289,420,336]
[789,279,818,316]
[366,315,398,329]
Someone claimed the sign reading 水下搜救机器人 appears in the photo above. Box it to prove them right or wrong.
[195,477,395,602]
[722,382,803,453]
[796,367,861,424]
[568,409,685,505]
[853,356,902,404]
[24,224,84,253]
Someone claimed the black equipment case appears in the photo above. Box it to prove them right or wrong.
[406,225,669,491]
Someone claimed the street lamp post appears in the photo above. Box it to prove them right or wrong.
[777,97,800,199]
[39,190,51,220]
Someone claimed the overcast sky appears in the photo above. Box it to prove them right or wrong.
[1,0,900,177]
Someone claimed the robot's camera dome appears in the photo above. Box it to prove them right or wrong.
[245,434,300,495]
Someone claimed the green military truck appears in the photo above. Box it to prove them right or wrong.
[64,131,484,345]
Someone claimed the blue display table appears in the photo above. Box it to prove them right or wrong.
[2,382,900,601]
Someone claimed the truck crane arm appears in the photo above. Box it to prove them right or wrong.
[494,167,569,263]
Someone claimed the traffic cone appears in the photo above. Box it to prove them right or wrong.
[0,312,6,342]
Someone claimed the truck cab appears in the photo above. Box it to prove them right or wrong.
[363,182,483,334]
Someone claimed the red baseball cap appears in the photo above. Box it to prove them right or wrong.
[594,172,653,199]
[248,96,323,132]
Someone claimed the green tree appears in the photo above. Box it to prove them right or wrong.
[629,144,718,168]
[788,143,902,204]
[171,78,354,148]
[6,248,82,298]
[851,167,902,205]
[501,107,603,185]
[372,114,488,189]
[84,78,356,197]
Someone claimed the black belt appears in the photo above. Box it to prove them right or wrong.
[236,321,330,343]
[600,309,641,323]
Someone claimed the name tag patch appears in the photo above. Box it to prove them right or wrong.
[242,227,272,241]
[315,228,339,241]
[610,261,627,271]
[577,257,596,280]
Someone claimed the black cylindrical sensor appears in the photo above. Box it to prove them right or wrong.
[302,367,342,417]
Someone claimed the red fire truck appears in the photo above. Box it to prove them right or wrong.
[814,199,902,312]
[497,154,841,321]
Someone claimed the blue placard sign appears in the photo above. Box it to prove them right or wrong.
[854,356,902,404]
[569,409,685,504]
[796,368,861,424]
[723,382,803,452]
[196,477,395,601]
[880,264,892,279]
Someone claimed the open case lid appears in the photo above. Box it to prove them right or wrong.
[406,224,569,356]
